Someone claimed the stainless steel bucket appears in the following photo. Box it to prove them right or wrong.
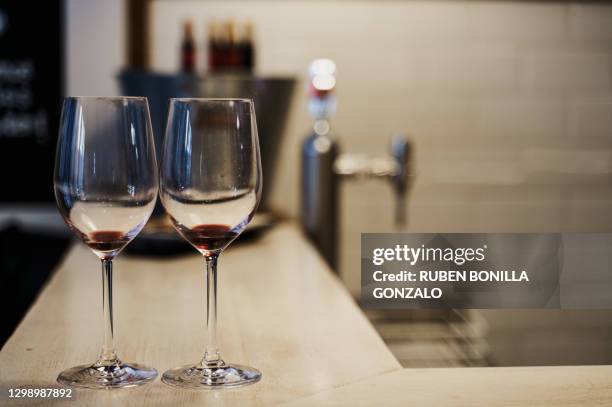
[119,70,296,210]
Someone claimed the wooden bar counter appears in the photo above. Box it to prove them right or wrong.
[1,223,612,406]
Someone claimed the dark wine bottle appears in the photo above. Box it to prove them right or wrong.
[181,20,196,73]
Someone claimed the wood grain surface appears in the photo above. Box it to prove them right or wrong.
[281,365,612,407]
[0,223,400,406]
[2,223,611,406]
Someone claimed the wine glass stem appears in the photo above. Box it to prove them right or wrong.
[98,258,119,365]
[202,254,222,366]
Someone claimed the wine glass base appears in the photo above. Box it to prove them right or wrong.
[57,362,158,389]
[162,363,261,389]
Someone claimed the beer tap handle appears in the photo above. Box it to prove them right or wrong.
[390,135,413,227]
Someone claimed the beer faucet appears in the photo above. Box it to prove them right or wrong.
[335,136,413,227]
[301,59,415,270]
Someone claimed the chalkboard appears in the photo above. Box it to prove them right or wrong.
[0,1,64,202]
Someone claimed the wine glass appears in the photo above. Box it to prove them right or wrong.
[54,97,159,388]
[160,98,262,388]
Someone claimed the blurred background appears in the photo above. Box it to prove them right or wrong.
[2,0,612,368]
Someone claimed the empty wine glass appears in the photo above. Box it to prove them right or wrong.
[160,98,262,388]
[54,97,158,388]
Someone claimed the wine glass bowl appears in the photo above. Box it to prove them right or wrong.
[53,96,158,388]
[160,98,262,388]
[160,98,261,255]
[55,97,158,260]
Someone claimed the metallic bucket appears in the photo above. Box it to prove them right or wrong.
[119,70,295,210]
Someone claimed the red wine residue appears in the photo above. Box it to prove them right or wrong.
[180,223,238,251]
[87,230,129,252]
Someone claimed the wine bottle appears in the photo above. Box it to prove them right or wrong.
[181,20,196,73]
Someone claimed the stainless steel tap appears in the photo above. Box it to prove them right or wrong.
[300,59,415,270]
[335,136,414,226]
[301,132,414,270]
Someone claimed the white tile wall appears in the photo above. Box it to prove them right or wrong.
[570,99,612,136]
[524,52,612,92]
[569,4,612,40]
[150,1,612,294]
[66,0,125,97]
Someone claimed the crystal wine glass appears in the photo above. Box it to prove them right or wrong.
[54,97,158,388]
[160,98,262,388]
